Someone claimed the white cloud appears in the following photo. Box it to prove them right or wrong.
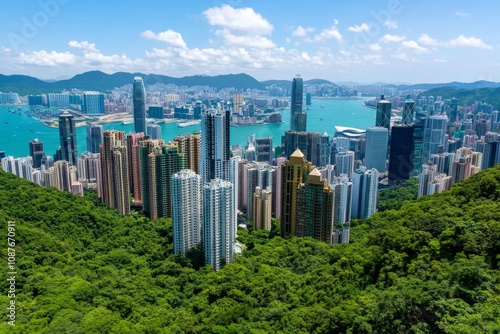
[418,34,439,46]
[434,59,447,63]
[68,40,98,53]
[292,26,314,37]
[370,43,381,52]
[455,11,470,18]
[310,26,343,42]
[348,23,370,33]
[391,53,409,61]
[18,50,77,66]
[448,35,492,50]
[203,5,273,35]
[401,40,429,53]
[380,34,405,43]
[384,20,398,29]
[216,29,275,49]
[334,19,339,25]
[140,29,187,48]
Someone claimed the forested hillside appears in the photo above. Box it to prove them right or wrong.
[0,166,499,333]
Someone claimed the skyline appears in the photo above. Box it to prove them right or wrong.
[1,1,499,83]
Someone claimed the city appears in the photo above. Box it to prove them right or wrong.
[1,1,500,332]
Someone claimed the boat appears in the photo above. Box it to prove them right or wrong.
[4,121,8,124]
[320,117,323,121]
[177,120,201,128]
[320,105,324,108]
[121,120,134,125]
[30,129,33,132]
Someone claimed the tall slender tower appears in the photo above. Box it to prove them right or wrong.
[388,125,414,182]
[422,114,448,165]
[143,143,185,220]
[29,138,45,168]
[253,186,272,231]
[203,179,235,271]
[174,133,201,174]
[133,77,147,134]
[296,168,335,244]
[200,108,231,183]
[291,76,306,132]
[127,132,145,204]
[364,127,389,173]
[86,124,103,154]
[402,95,415,125]
[376,95,392,130]
[58,111,77,165]
[172,170,202,254]
[280,149,313,238]
[140,139,165,218]
[100,130,130,215]
[351,167,378,219]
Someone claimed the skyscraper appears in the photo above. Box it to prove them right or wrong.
[147,124,162,140]
[255,137,273,164]
[376,95,391,130]
[320,132,331,167]
[133,77,147,134]
[100,130,130,215]
[86,124,103,154]
[140,139,165,217]
[402,95,415,125]
[253,186,272,231]
[29,138,45,169]
[172,170,202,255]
[296,168,335,244]
[334,149,355,177]
[330,175,352,225]
[58,111,77,166]
[82,92,105,115]
[280,149,313,238]
[418,163,437,198]
[291,76,306,132]
[351,167,378,219]
[422,114,448,165]
[245,163,273,222]
[127,132,146,204]
[364,127,388,173]
[388,125,414,182]
[143,143,185,220]
[174,133,201,174]
[200,108,231,183]
[53,160,72,192]
[283,130,321,166]
[203,179,235,271]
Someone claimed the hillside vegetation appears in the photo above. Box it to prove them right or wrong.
[0,166,499,333]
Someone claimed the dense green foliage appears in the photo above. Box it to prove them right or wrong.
[1,166,499,333]
[377,177,419,212]
[419,86,500,110]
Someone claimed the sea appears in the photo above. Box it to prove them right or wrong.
[0,98,376,158]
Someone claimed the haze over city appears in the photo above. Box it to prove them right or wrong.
[1,0,499,83]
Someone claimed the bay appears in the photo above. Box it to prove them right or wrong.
[0,98,375,158]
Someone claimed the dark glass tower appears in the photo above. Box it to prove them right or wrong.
[133,76,146,134]
[58,111,77,165]
[290,76,306,132]
[29,139,45,168]
[376,94,391,130]
[402,95,415,125]
[86,124,103,154]
[388,125,414,182]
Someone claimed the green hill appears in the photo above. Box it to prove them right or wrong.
[419,87,500,110]
[0,166,499,333]
[0,71,265,95]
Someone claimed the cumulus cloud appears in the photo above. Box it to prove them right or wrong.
[380,34,405,43]
[384,20,398,29]
[448,35,492,50]
[310,26,343,42]
[348,23,370,33]
[18,50,77,66]
[370,43,382,52]
[140,29,187,48]
[68,40,98,53]
[401,40,429,53]
[292,26,314,37]
[215,30,275,49]
[203,5,273,35]
[418,34,439,46]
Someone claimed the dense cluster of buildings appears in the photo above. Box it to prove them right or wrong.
[2,75,500,271]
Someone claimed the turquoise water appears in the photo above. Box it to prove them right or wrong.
[0,99,375,158]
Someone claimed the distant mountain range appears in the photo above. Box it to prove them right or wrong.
[419,86,500,110]
[0,71,266,95]
[1,70,500,96]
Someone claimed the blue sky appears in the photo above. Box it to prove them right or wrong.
[1,0,499,83]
